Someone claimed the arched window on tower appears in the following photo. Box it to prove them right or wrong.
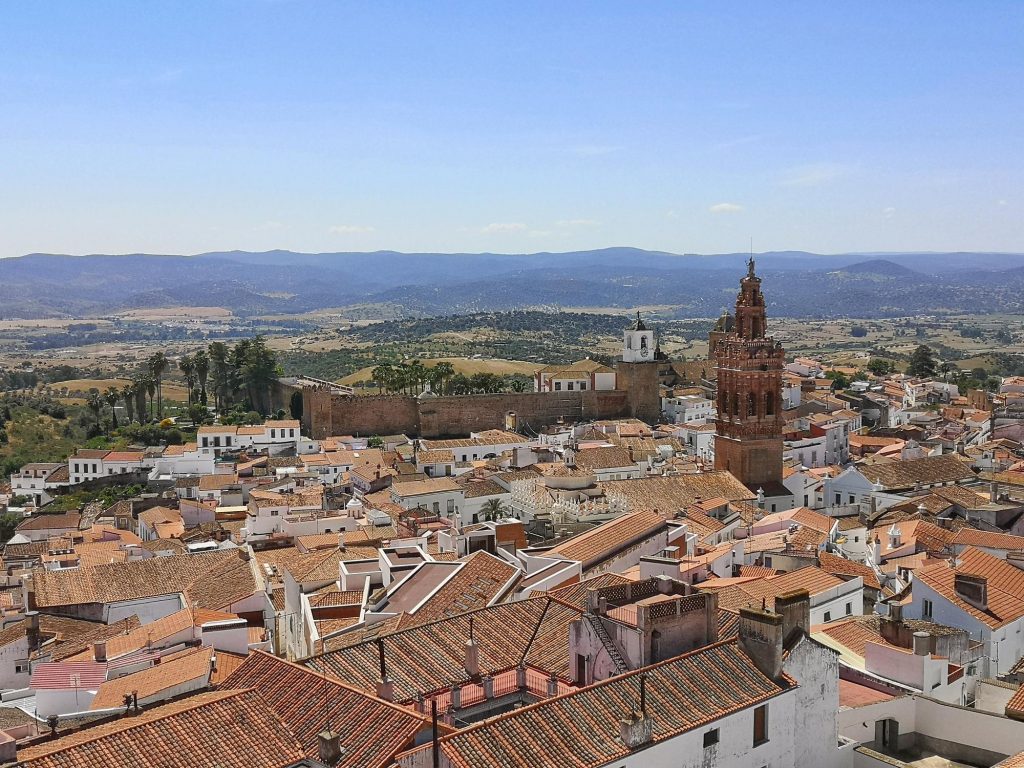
[732,393,739,416]
[765,391,775,416]
[752,318,761,337]
[748,392,757,418]
[626,336,632,349]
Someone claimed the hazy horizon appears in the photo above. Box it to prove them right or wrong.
[3,3,1021,257]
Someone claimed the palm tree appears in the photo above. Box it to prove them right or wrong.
[178,354,196,406]
[481,498,507,521]
[103,387,119,431]
[85,389,103,426]
[121,382,136,424]
[193,349,209,405]
[148,352,169,420]
[208,342,230,413]
[133,376,149,423]
[144,376,156,422]
[371,363,395,394]
[432,361,455,394]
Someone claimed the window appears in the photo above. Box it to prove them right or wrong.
[580,382,587,390]
[765,391,774,415]
[849,495,855,504]
[803,495,809,506]
[753,704,768,745]
[447,499,455,513]
[289,429,295,437]
[845,602,852,616]
[567,382,574,391]
[763,556,772,568]
[432,501,440,513]
[748,392,756,417]
[575,653,587,684]
[15,663,28,674]
[834,493,841,505]
[555,382,562,391]
[824,611,832,622]
[271,429,276,438]
[922,599,933,620]
[703,728,720,748]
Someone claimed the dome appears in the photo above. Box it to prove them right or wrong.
[713,311,735,332]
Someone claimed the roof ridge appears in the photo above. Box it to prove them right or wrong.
[22,689,246,759]
[244,649,431,723]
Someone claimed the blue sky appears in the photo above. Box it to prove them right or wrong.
[1,2,1021,256]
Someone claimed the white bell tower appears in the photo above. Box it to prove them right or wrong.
[622,311,655,362]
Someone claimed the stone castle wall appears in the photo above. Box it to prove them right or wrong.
[299,387,634,439]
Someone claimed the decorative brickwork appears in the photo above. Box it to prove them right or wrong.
[714,259,785,489]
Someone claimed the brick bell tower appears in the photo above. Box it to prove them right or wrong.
[714,258,785,491]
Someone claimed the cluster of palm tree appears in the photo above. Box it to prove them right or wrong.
[85,337,281,433]
[369,361,530,395]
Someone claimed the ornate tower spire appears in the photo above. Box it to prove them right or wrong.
[714,263,785,495]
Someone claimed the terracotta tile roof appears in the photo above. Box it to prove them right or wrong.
[859,454,975,490]
[17,689,305,768]
[30,660,107,690]
[32,550,254,610]
[839,678,896,708]
[310,596,583,700]
[224,651,428,768]
[915,547,1024,628]
[418,640,789,768]
[416,449,455,464]
[197,473,240,491]
[90,646,214,709]
[399,551,521,626]
[46,616,142,662]
[600,472,756,514]
[819,551,881,591]
[209,650,247,685]
[544,573,633,609]
[1008,685,1024,721]
[17,511,82,532]
[390,477,462,497]
[63,608,197,662]
[574,446,636,471]
[951,528,1024,552]
[546,510,667,569]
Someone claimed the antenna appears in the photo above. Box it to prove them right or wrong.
[431,699,440,768]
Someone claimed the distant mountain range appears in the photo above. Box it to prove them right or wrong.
[1,249,1022,319]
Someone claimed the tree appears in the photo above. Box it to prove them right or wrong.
[85,389,103,426]
[208,342,231,413]
[103,387,119,431]
[824,371,849,390]
[481,498,507,521]
[144,376,156,421]
[866,358,891,376]
[178,355,196,406]
[193,349,209,405]
[371,363,395,394]
[121,382,136,424]
[148,352,169,419]
[850,325,868,338]
[187,402,210,427]
[907,345,938,378]
[289,390,303,420]
[432,362,455,394]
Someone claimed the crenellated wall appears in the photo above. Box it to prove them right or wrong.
[295,387,636,439]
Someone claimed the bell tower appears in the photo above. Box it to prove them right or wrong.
[622,311,655,363]
[617,311,660,424]
[714,259,785,491]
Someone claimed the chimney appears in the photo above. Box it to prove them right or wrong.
[618,674,654,749]
[317,730,343,765]
[774,590,810,642]
[872,536,882,565]
[953,573,988,612]
[912,631,930,656]
[738,604,785,680]
[990,482,999,503]
[93,641,107,663]
[464,619,480,677]
[25,611,40,652]
[375,638,394,701]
